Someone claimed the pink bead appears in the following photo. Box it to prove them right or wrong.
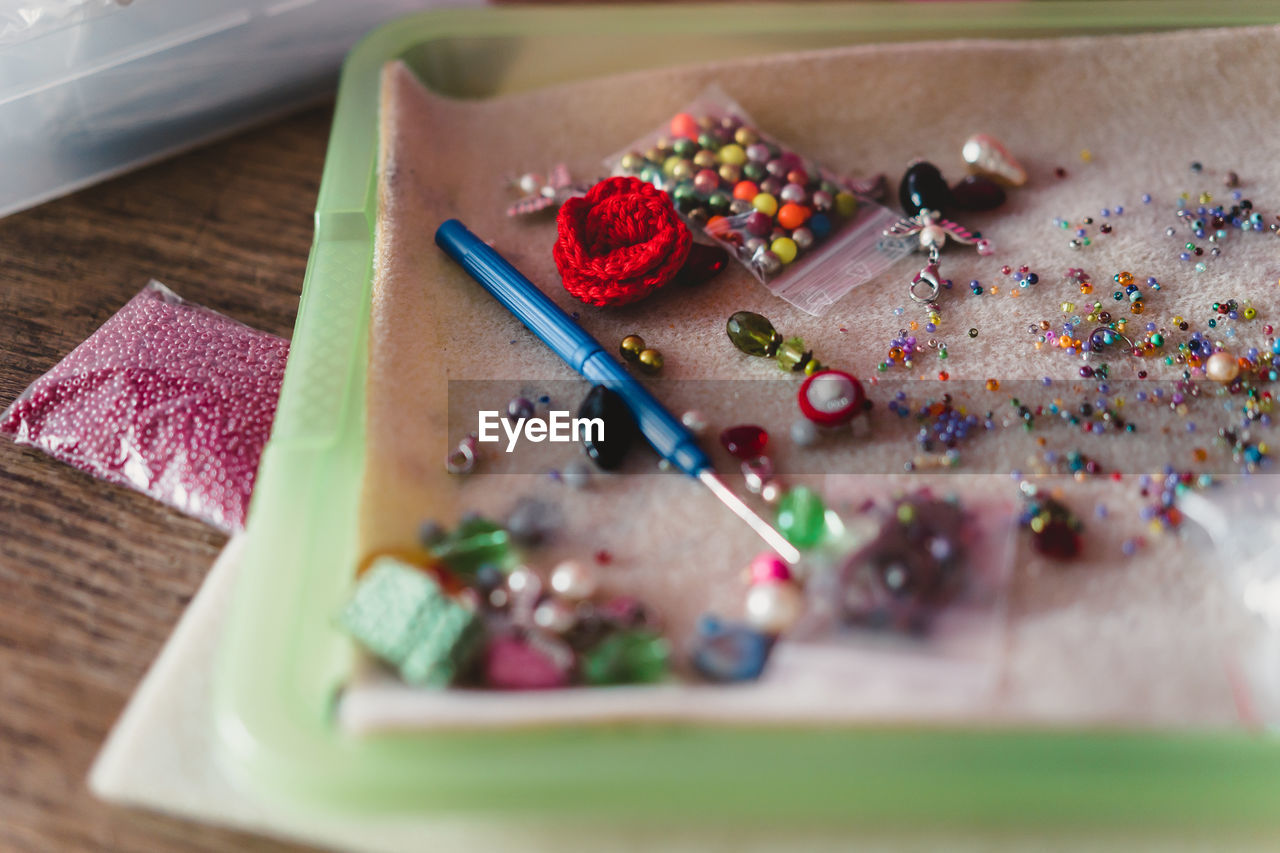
[693,169,720,195]
[749,552,792,585]
[976,238,994,256]
[484,635,571,690]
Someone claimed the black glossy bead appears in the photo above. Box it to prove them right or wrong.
[898,161,953,216]
[949,174,1007,212]
[579,385,638,471]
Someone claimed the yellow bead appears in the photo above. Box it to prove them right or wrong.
[1080,149,1092,163]
[637,348,664,374]
[717,144,747,166]
[752,193,778,217]
[770,236,798,264]
[620,334,646,361]
[985,379,1000,391]
[1061,302,1075,313]
[834,192,858,218]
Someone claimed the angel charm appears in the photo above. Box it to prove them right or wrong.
[506,164,591,217]
[884,209,992,256]
[885,210,993,305]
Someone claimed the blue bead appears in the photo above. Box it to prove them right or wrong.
[808,213,832,238]
[691,616,773,682]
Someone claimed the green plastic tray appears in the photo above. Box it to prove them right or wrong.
[215,2,1280,825]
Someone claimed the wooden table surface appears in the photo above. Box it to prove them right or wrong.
[0,105,335,853]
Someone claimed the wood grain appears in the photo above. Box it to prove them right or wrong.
[0,105,334,853]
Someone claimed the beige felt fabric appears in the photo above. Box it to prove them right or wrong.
[356,25,1280,728]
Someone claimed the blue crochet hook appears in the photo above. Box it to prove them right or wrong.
[435,218,800,564]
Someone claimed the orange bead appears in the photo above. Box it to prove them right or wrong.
[670,112,699,139]
[705,215,730,236]
[776,203,810,230]
[732,180,759,201]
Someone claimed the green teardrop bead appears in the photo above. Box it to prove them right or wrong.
[776,486,827,549]
[726,311,781,358]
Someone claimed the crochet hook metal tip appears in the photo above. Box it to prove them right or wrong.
[699,470,801,564]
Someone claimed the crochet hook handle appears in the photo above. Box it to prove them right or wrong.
[434,218,710,477]
[434,218,800,564]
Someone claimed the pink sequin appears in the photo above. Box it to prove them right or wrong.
[0,281,288,531]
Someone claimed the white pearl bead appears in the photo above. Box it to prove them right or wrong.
[1205,351,1239,384]
[745,581,805,634]
[549,559,597,600]
[919,224,947,250]
[533,598,577,633]
[517,172,543,195]
[681,409,708,434]
[760,481,783,504]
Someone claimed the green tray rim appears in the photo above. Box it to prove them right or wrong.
[214,1,1280,826]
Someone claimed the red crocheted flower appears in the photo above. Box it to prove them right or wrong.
[554,176,692,307]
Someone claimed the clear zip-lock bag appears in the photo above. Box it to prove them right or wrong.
[607,84,911,316]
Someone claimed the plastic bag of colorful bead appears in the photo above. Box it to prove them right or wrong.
[607,84,912,316]
[762,489,1016,704]
[1179,479,1280,726]
[0,280,289,532]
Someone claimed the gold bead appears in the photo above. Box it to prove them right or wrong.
[619,335,646,362]
[637,348,664,374]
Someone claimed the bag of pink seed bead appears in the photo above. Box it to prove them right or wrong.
[1,281,288,532]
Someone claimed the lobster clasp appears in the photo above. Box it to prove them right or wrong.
[909,261,942,304]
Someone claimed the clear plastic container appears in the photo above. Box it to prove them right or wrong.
[0,0,481,218]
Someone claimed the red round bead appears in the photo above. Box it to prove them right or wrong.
[797,369,866,426]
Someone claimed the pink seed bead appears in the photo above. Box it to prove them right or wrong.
[749,552,792,585]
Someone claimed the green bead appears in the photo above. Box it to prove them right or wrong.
[708,192,731,216]
[340,557,483,687]
[726,311,781,357]
[697,132,720,151]
[775,337,808,372]
[428,517,516,575]
[672,182,699,212]
[580,630,670,685]
[776,486,826,549]
[672,138,698,159]
[1150,333,1164,346]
